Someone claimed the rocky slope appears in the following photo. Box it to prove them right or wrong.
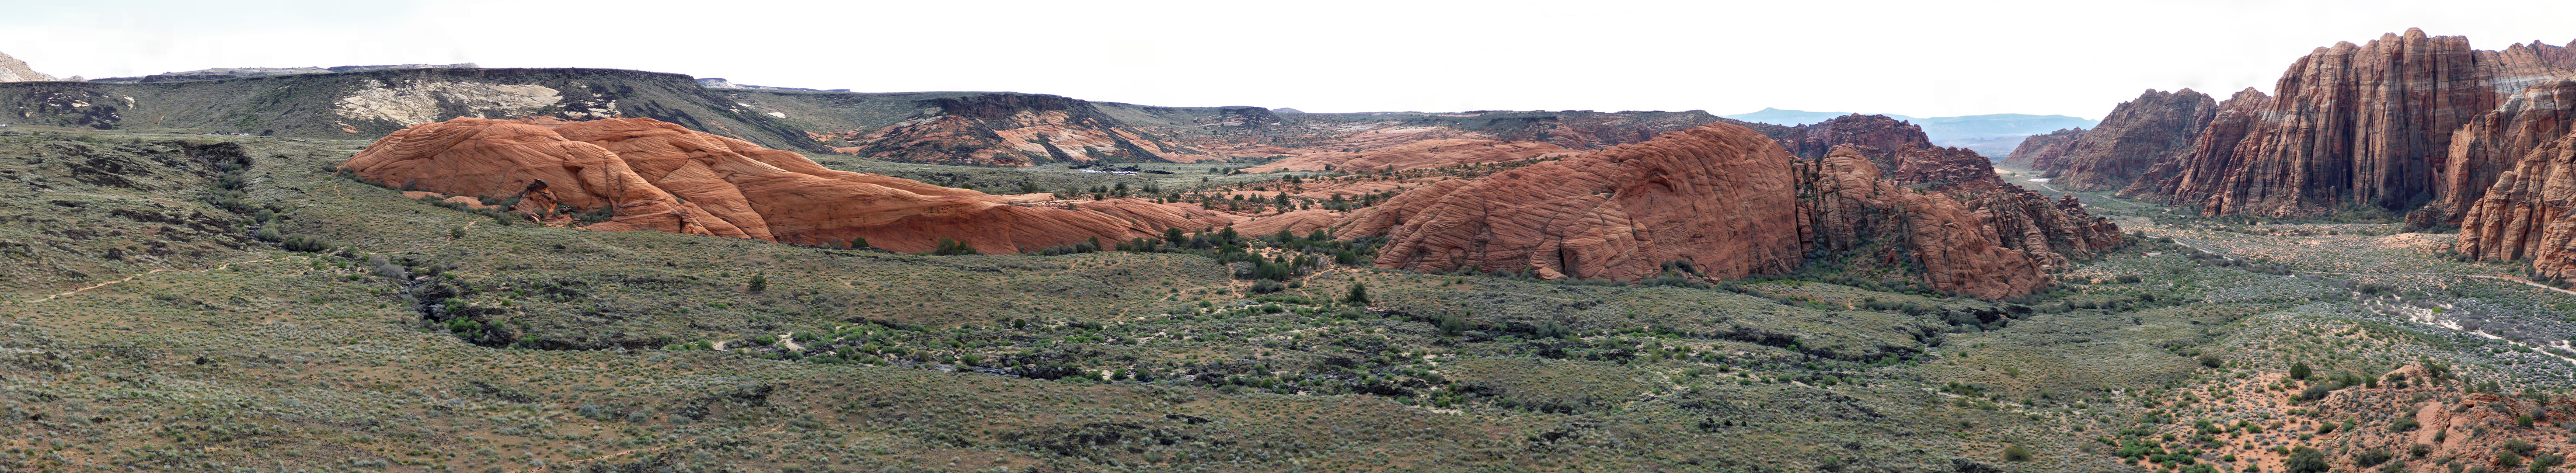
[1238,138,1574,172]
[1999,127,2083,169]
[2046,89,2216,192]
[829,93,1226,166]
[2453,131,2576,281]
[0,67,828,151]
[342,117,1230,253]
[2125,30,2576,216]
[1771,114,1933,164]
[1333,123,2120,298]
[0,51,53,82]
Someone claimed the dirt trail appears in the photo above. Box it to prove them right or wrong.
[11,258,281,305]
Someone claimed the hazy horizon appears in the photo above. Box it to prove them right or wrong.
[4,0,2570,120]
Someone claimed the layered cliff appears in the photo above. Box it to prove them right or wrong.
[2455,131,2576,281]
[2425,79,2576,225]
[343,117,1231,253]
[2126,30,2576,216]
[1335,123,2120,298]
[2047,89,2216,192]
[2000,128,2083,169]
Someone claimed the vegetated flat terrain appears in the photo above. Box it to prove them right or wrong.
[0,133,2567,473]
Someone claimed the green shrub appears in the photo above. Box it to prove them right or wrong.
[2002,444,2032,462]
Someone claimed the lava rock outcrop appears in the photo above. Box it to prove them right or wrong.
[343,117,1231,253]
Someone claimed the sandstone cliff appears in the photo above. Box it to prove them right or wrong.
[2454,131,2576,281]
[2000,128,2083,169]
[2047,89,2216,192]
[1334,123,2120,298]
[2425,79,2576,225]
[1333,124,1807,282]
[2126,30,2575,216]
[344,117,1232,253]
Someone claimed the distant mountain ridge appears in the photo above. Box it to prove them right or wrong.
[1722,107,2100,158]
[88,63,478,83]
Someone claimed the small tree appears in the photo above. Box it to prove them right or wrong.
[747,274,768,293]
[2285,447,2328,473]
[849,236,870,249]
[1345,281,1371,304]
[930,237,981,256]
[2001,444,2032,462]
[2289,361,2313,380]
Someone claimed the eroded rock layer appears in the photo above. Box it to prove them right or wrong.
[2455,131,2576,281]
[1336,123,2121,298]
[2427,79,2576,225]
[343,117,1232,253]
[2129,30,2576,216]
[1334,124,1807,283]
[2047,89,2216,192]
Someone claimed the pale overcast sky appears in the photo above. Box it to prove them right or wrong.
[1,0,2569,119]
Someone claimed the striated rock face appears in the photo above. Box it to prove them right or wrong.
[2427,79,2576,225]
[1335,123,2121,298]
[2455,131,2576,281]
[0,51,55,82]
[344,117,1232,253]
[2001,128,2084,169]
[1239,138,1573,173]
[2128,30,2575,216]
[1334,124,1807,282]
[2048,89,2216,191]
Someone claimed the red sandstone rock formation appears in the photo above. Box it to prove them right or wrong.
[344,117,1234,253]
[1239,138,1573,173]
[2427,79,2576,225]
[2047,89,2216,192]
[1797,148,2049,298]
[2455,131,2576,281]
[2127,30,2575,216]
[1332,123,2121,298]
[1777,114,1932,164]
[2001,128,2084,170]
[1333,124,1807,282]
[1889,144,2000,186]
